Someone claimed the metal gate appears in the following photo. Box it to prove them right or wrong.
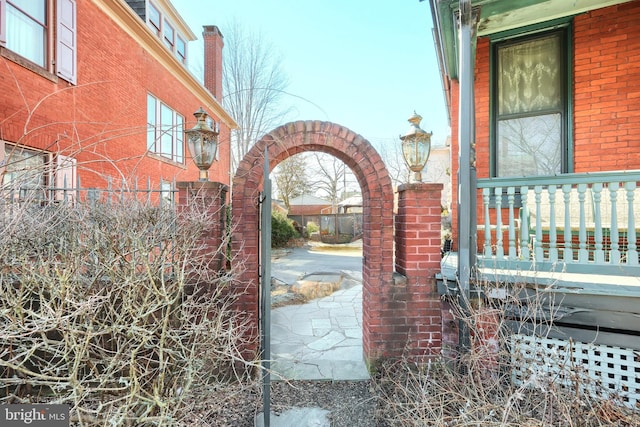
[259,149,272,426]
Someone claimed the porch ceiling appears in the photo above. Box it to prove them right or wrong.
[430,0,635,80]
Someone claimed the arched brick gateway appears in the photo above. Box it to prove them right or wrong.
[231,120,396,364]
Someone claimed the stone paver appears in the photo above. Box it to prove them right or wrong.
[270,284,369,381]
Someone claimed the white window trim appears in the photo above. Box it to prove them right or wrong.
[176,34,186,63]
[1,141,77,201]
[145,1,186,63]
[147,94,184,164]
[0,0,77,84]
[147,1,160,36]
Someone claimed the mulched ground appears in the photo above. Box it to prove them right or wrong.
[196,380,381,426]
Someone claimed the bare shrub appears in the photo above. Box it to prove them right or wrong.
[373,278,640,426]
[0,188,254,425]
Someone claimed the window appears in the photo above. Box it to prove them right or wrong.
[176,35,186,63]
[0,142,76,201]
[492,27,569,177]
[160,180,172,206]
[163,19,174,49]
[1,142,48,190]
[4,0,47,66]
[206,116,219,161]
[147,94,184,163]
[0,0,77,83]
[147,2,160,36]
[145,2,187,63]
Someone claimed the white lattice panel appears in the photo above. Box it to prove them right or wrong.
[511,334,640,409]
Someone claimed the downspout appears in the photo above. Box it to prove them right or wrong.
[457,0,479,354]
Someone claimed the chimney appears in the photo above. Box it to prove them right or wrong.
[203,25,224,101]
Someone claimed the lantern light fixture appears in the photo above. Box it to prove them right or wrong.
[185,107,219,181]
[400,112,432,182]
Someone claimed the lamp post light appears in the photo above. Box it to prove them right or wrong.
[400,112,432,182]
[185,107,219,181]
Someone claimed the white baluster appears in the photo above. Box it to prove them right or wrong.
[592,183,604,263]
[534,186,544,262]
[548,185,558,262]
[625,181,638,265]
[507,187,517,259]
[520,186,530,260]
[578,183,588,263]
[483,188,492,257]
[609,182,620,264]
[495,187,504,258]
[562,184,573,262]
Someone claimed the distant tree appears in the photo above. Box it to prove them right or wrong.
[222,20,292,173]
[308,152,352,207]
[273,154,309,210]
[373,138,410,189]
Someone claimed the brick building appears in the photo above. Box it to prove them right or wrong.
[430,0,640,246]
[430,0,640,396]
[0,0,235,195]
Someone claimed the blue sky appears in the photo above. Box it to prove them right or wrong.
[172,0,450,149]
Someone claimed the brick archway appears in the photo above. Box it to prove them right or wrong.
[231,120,395,363]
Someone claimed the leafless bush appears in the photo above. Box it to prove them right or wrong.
[373,279,640,426]
[0,188,255,425]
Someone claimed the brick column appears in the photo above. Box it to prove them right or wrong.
[176,181,228,273]
[387,182,443,360]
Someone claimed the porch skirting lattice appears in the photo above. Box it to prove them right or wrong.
[511,334,640,409]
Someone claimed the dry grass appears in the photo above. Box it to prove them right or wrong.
[373,280,640,427]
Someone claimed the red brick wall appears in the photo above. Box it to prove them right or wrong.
[0,1,231,189]
[573,1,640,172]
[392,183,443,359]
[448,2,640,244]
[203,25,224,101]
[176,181,228,272]
[288,205,331,216]
[232,121,398,364]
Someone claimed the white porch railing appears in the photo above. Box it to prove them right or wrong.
[476,171,640,275]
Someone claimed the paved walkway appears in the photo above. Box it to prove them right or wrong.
[270,283,369,381]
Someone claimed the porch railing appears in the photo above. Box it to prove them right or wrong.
[476,171,640,275]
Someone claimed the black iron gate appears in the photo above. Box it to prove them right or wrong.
[259,149,272,426]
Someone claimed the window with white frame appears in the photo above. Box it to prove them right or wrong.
[5,0,47,66]
[176,35,186,63]
[0,0,77,83]
[146,1,187,64]
[163,19,174,49]
[492,26,570,177]
[206,116,219,161]
[160,180,172,206]
[147,94,184,164]
[1,142,48,189]
[0,141,76,200]
[147,1,161,36]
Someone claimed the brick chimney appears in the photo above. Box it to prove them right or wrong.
[203,25,224,100]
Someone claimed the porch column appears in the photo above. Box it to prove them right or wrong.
[457,0,480,354]
[389,182,443,360]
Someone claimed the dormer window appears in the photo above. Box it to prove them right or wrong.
[176,35,186,63]
[145,1,187,64]
[163,20,174,49]
[148,2,161,36]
